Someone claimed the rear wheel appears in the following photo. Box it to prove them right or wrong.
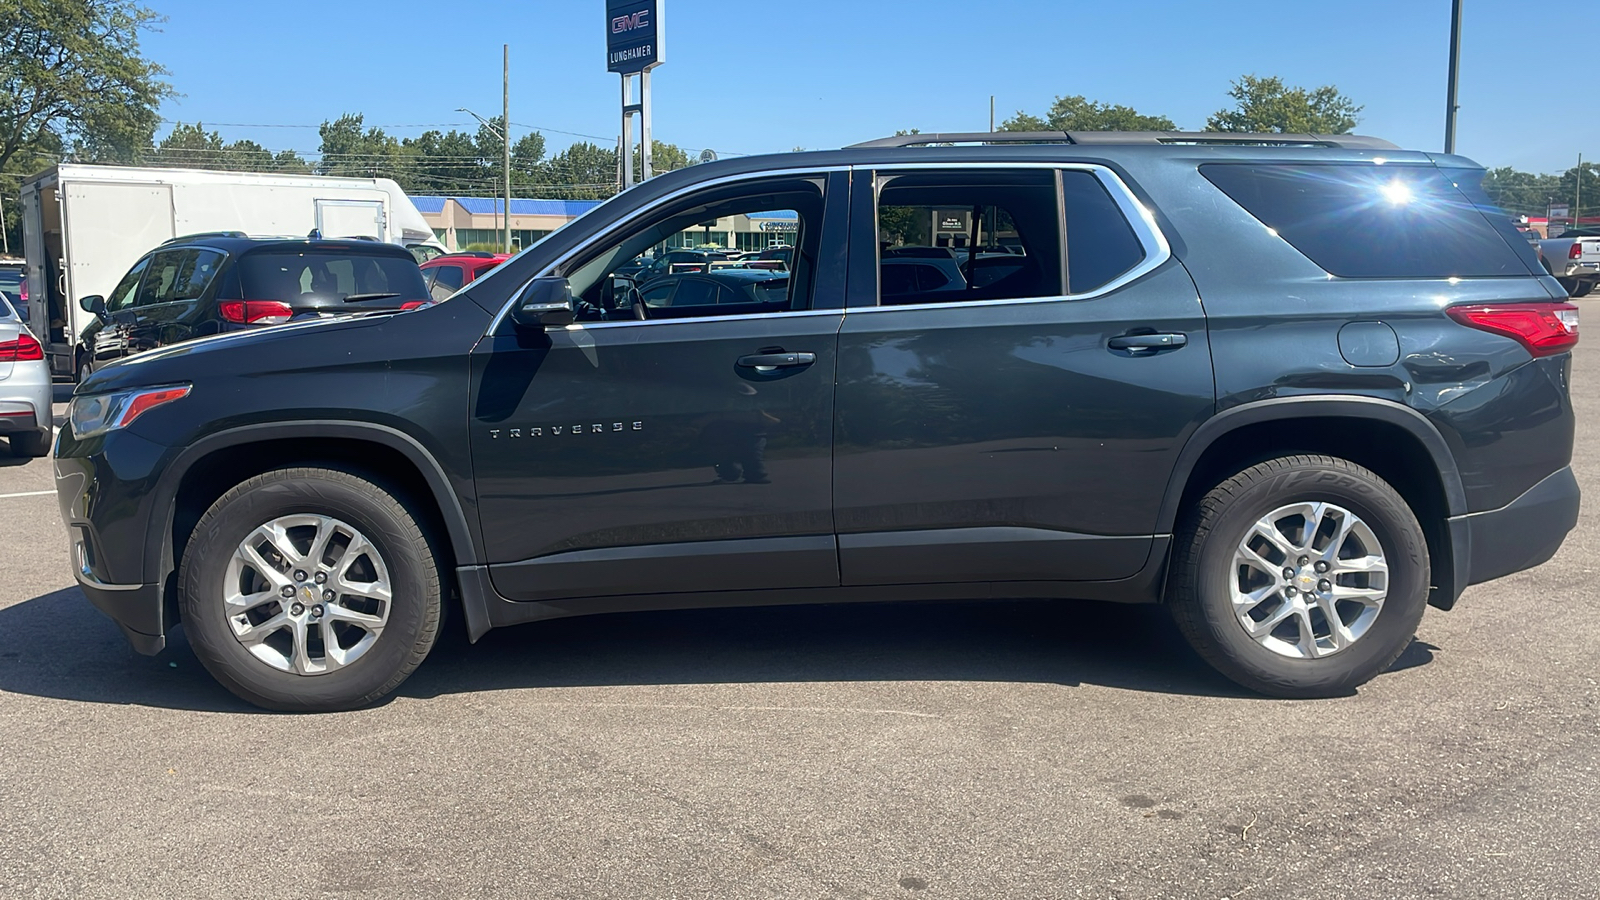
[1168,455,1429,698]
[1572,281,1595,298]
[77,355,93,384]
[179,467,441,711]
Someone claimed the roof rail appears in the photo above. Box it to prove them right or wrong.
[846,131,1400,151]
[161,230,248,246]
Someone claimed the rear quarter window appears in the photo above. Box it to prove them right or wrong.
[1200,163,1533,279]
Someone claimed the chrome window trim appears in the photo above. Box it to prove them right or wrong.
[552,308,845,331]
[489,165,850,333]
[858,162,1172,310]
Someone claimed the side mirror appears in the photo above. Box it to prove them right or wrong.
[510,277,575,329]
[78,295,107,319]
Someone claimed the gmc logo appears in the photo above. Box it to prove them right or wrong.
[612,10,649,33]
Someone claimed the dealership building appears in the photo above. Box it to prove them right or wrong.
[413,196,799,253]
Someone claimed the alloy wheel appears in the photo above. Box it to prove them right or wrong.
[222,515,392,675]
[1230,502,1388,659]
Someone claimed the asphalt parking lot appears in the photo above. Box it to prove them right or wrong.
[2,349,1597,900]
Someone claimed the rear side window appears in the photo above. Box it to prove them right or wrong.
[1061,170,1145,293]
[1201,163,1532,278]
[239,251,429,301]
[136,249,226,306]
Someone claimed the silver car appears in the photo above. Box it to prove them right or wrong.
[0,291,52,457]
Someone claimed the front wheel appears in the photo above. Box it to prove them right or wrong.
[179,467,442,711]
[1168,455,1429,698]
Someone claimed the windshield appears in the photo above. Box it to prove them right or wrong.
[237,251,429,302]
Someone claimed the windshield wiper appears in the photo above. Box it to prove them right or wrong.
[342,293,401,302]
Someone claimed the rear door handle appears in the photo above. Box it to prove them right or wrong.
[1108,332,1187,353]
[737,352,816,369]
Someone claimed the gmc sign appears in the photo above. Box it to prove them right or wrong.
[606,0,664,74]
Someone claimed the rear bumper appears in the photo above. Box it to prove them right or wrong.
[1451,465,1579,594]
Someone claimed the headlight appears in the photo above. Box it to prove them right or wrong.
[69,384,192,439]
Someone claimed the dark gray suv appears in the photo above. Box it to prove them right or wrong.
[56,131,1579,711]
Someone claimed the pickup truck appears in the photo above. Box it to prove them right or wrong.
[1539,227,1600,297]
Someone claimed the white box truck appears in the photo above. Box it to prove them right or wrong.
[17,163,447,377]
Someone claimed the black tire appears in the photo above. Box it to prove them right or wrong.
[179,467,442,712]
[9,428,51,458]
[1572,281,1595,299]
[77,355,93,384]
[1557,277,1582,298]
[1168,455,1429,698]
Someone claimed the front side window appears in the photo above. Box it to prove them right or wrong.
[106,258,150,312]
[135,249,225,306]
[561,176,825,322]
[873,170,1064,306]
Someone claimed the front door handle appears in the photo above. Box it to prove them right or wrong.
[737,352,816,369]
[1108,332,1187,353]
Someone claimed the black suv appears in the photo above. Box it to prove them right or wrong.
[56,132,1580,711]
[76,235,429,382]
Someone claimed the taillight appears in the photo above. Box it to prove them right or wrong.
[1447,302,1579,357]
[399,300,432,311]
[1570,243,1584,260]
[0,332,43,362]
[218,300,294,325]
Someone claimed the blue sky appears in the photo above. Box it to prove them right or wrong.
[143,0,1593,177]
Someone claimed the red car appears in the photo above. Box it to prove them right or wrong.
[419,252,511,302]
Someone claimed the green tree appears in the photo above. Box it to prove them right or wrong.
[317,113,404,179]
[1206,75,1361,134]
[1482,166,1563,218]
[1,0,173,246]
[402,128,485,194]
[150,122,312,174]
[1001,95,1177,132]
[538,141,617,200]
[511,131,546,181]
[633,139,690,177]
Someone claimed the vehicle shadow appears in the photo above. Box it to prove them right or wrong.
[0,586,1438,712]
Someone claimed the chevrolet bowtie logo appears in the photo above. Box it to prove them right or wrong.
[489,422,643,439]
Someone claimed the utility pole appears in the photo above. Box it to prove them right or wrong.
[989,95,995,133]
[1444,0,1462,153]
[503,44,512,253]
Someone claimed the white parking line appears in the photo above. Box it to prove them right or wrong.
[0,490,53,499]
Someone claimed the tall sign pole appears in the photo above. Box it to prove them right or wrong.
[607,0,665,188]
[1444,0,1462,154]
[503,44,512,253]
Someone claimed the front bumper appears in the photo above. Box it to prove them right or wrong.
[1450,465,1580,595]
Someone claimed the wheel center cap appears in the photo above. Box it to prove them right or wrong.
[299,585,318,604]
[1296,572,1319,593]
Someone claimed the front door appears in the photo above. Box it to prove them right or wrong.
[471,171,849,603]
[833,165,1215,587]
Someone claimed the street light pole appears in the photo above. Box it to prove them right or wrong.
[503,44,511,254]
[457,104,512,253]
[1444,0,1463,154]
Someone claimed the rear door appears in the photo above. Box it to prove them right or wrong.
[832,165,1214,587]
[470,170,849,603]
[315,199,386,241]
[62,181,176,342]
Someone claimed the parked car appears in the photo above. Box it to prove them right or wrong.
[1537,227,1600,297]
[0,291,50,458]
[75,236,431,381]
[0,258,27,324]
[57,130,1579,711]
[635,269,791,315]
[420,252,511,302]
